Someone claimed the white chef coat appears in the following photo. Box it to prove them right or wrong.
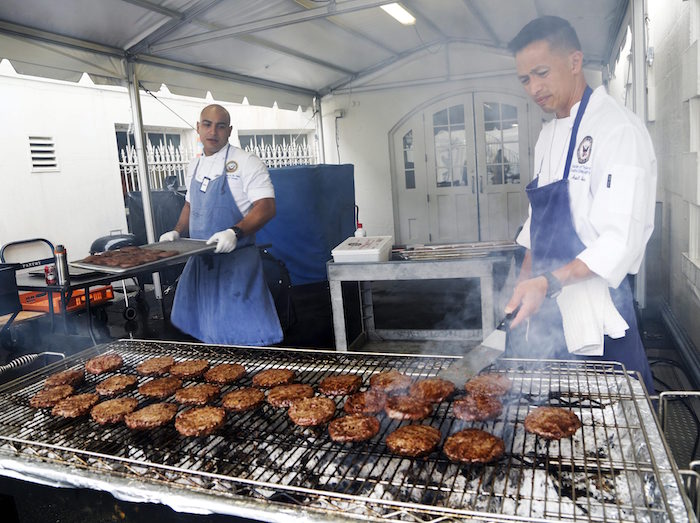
[516,85,657,288]
[184,144,275,216]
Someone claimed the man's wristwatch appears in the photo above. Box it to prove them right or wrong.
[541,272,562,299]
[231,226,244,239]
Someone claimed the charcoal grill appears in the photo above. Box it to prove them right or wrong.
[0,339,694,522]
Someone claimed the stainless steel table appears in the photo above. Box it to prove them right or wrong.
[327,254,508,351]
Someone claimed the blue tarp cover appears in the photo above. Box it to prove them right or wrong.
[258,164,355,285]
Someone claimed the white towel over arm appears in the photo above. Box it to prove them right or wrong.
[555,277,629,356]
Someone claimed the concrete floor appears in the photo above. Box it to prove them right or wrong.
[1,279,699,521]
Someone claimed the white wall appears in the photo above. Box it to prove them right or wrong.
[0,62,314,261]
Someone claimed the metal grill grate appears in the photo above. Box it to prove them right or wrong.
[0,339,693,522]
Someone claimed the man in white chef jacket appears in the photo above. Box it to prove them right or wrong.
[504,16,656,392]
[160,104,283,346]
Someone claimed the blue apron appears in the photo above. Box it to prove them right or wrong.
[509,86,655,393]
[171,145,283,346]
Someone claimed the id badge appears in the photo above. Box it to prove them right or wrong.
[200,177,211,193]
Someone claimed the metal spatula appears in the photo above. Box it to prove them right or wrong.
[438,310,517,388]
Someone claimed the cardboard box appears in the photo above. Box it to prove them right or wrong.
[20,285,114,313]
[331,236,393,263]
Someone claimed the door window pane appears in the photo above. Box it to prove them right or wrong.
[432,105,467,187]
[402,130,416,189]
[483,102,520,185]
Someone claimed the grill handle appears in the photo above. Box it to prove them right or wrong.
[0,351,65,375]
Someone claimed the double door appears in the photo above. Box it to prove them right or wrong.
[393,92,530,244]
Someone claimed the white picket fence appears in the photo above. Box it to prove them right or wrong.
[118,138,315,192]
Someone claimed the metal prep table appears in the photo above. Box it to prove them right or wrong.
[327,243,517,351]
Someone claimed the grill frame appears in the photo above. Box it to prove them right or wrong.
[0,339,694,522]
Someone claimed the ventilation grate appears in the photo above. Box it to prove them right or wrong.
[28,136,58,172]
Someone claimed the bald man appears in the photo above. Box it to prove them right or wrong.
[160,104,283,346]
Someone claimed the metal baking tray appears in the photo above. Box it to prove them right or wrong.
[70,239,216,274]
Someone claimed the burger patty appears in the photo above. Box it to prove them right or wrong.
[124,402,178,430]
[138,376,182,399]
[452,394,503,422]
[221,387,265,413]
[344,389,387,415]
[136,356,175,376]
[169,359,210,379]
[85,353,124,375]
[328,414,380,443]
[409,378,455,403]
[175,406,226,437]
[252,368,295,388]
[318,374,362,396]
[443,428,505,463]
[385,425,441,457]
[95,374,138,396]
[464,374,512,397]
[91,397,139,425]
[204,363,246,384]
[51,393,99,418]
[30,385,74,408]
[267,384,314,408]
[369,370,412,393]
[174,383,221,406]
[288,397,336,427]
[523,406,582,440]
[384,394,434,420]
[45,369,84,388]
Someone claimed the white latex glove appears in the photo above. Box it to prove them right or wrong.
[207,229,237,253]
[159,230,180,242]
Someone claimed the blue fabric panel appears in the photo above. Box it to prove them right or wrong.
[258,164,355,285]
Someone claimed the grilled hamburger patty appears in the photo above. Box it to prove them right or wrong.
[45,369,84,388]
[169,359,210,379]
[85,353,124,375]
[221,387,265,413]
[51,393,99,418]
[267,384,314,408]
[175,406,226,437]
[409,378,455,403]
[252,368,295,388]
[344,389,387,415]
[136,356,175,376]
[443,428,505,463]
[328,414,380,443]
[95,374,138,396]
[174,383,221,406]
[385,425,441,457]
[369,370,412,393]
[91,397,139,425]
[318,374,362,396]
[523,406,582,440]
[288,397,336,426]
[384,394,433,421]
[124,402,178,430]
[452,394,503,421]
[204,363,246,384]
[464,373,512,397]
[138,376,182,399]
[30,385,74,408]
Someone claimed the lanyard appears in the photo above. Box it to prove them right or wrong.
[562,85,592,180]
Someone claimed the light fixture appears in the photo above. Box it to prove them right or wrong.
[380,3,416,25]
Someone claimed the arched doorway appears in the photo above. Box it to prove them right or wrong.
[391,91,531,244]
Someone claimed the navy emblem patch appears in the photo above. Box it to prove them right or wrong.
[577,136,593,164]
[226,160,238,173]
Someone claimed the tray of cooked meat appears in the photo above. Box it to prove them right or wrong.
[70,239,216,274]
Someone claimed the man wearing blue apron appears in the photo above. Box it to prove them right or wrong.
[160,104,283,346]
[504,17,657,393]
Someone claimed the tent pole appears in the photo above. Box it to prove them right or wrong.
[631,0,648,311]
[314,96,326,164]
[126,60,164,304]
